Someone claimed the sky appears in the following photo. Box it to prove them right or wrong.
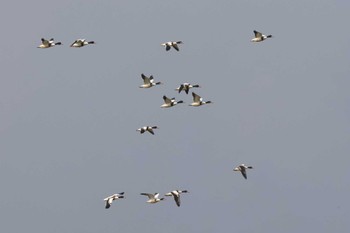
[0,0,350,233]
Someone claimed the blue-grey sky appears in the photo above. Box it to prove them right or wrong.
[0,1,349,233]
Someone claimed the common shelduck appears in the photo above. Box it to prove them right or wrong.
[161,95,184,108]
[251,30,272,42]
[140,193,165,204]
[175,83,200,94]
[161,41,183,51]
[137,126,158,135]
[37,38,62,48]
[233,164,253,179]
[165,190,188,207]
[189,92,212,106]
[103,192,125,209]
[139,74,162,88]
[70,39,95,47]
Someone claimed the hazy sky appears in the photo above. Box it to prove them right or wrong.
[1,1,350,233]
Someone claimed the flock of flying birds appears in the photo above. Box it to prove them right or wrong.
[37,30,272,209]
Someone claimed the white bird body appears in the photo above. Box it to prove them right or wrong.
[189,92,212,107]
[251,30,272,42]
[137,126,158,135]
[140,193,165,204]
[161,95,184,108]
[70,39,95,47]
[175,83,200,94]
[161,41,183,51]
[37,38,62,48]
[165,190,188,207]
[139,74,162,88]
[103,192,125,209]
[234,164,253,179]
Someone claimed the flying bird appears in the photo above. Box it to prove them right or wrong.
[139,74,162,88]
[233,164,253,179]
[161,41,183,51]
[161,95,184,108]
[103,192,125,209]
[140,193,165,204]
[37,38,62,48]
[137,126,158,135]
[251,30,272,42]
[175,83,200,94]
[165,190,188,207]
[189,92,212,106]
[70,39,95,47]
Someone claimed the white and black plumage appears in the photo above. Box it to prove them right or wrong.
[161,41,183,51]
[251,30,272,42]
[161,95,184,108]
[175,83,200,94]
[37,38,62,48]
[233,164,253,179]
[189,92,212,106]
[70,39,95,47]
[139,74,162,88]
[103,192,125,209]
[140,193,165,204]
[165,190,188,207]
[137,126,158,135]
